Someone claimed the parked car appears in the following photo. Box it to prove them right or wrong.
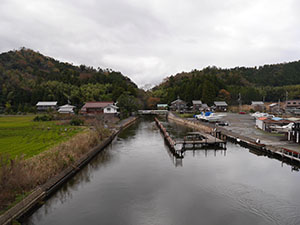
[216,121,229,126]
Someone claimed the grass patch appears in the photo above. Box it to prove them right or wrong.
[0,115,83,159]
[175,113,195,118]
[0,116,111,212]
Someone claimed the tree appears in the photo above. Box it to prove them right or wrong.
[117,93,141,118]
[202,80,216,105]
[218,89,231,102]
[146,97,160,109]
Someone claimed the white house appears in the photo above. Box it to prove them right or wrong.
[58,104,75,114]
[256,117,267,130]
[103,104,118,114]
[36,101,58,111]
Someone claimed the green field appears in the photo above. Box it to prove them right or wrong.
[0,115,83,159]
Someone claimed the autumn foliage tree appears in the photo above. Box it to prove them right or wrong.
[146,97,160,109]
[218,89,231,102]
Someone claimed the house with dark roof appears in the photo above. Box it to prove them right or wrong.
[213,101,228,112]
[170,97,187,111]
[80,102,116,114]
[201,103,209,111]
[251,101,265,111]
[192,100,202,111]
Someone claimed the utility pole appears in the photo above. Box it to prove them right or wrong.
[238,93,242,112]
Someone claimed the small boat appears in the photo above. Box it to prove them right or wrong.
[195,112,225,122]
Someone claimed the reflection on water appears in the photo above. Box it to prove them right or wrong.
[23,119,300,225]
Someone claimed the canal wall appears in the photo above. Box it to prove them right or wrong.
[0,116,138,225]
[168,112,300,166]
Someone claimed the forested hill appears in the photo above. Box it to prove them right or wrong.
[0,48,143,112]
[151,62,300,106]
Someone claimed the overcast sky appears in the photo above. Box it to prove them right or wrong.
[1,0,300,87]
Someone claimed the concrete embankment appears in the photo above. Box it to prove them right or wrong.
[0,116,138,225]
[168,112,300,166]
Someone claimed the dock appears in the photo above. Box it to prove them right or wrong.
[154,118,226,159]
[175,132,226,150]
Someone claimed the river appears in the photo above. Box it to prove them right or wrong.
[23,118,300,225]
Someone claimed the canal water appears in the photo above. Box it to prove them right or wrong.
[23,119,300,225]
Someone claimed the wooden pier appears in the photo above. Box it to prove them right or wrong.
[155,118,227,158]
[175,132,226,150]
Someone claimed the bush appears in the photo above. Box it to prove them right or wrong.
[70,117,84,126]
[33,114,54,122]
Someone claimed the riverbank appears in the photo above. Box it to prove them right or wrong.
[0,116,138,225]
[168,112,300,166]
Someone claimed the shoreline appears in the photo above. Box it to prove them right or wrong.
[167,112,300,167]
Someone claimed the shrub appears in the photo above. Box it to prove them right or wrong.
[33,114,53,122]
[70,117,84,126]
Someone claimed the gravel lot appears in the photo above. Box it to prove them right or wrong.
[221,113,300,153]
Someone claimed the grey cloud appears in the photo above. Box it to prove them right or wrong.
[0,0,300,87]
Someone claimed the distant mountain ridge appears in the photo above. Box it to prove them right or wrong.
[151,61,300,105]
[0,48,141,112]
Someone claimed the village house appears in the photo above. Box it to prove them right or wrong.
[36,101,58,111]
[213,101,228,112]
[104,104,118,114]
[170,97,187,112]
[251,101,265,111]
[192,100,202,112]
[268,103,278,113]
[80,101,117,115]
[201,103,209,111]
[58,104,76,114]
[285,99,300,108]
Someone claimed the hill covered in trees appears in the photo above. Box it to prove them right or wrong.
[0,48,145,113]
[151,62,300,106]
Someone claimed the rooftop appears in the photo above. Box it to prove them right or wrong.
[251,101,264,105]
[214,101,227,106]
[82,101,114,109]
[192,100,202,105]
[36,101,57,106]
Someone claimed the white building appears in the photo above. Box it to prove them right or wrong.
[104,104,118,114]
[36,101,57,111]
[58,104,75,114]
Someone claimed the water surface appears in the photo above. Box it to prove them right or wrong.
[23,119,300,225]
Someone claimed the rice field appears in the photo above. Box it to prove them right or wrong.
[0,115,83,159]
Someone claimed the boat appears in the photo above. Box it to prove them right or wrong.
[251,112,274,119]
[195,112,225,122]
[269,123,294,133]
